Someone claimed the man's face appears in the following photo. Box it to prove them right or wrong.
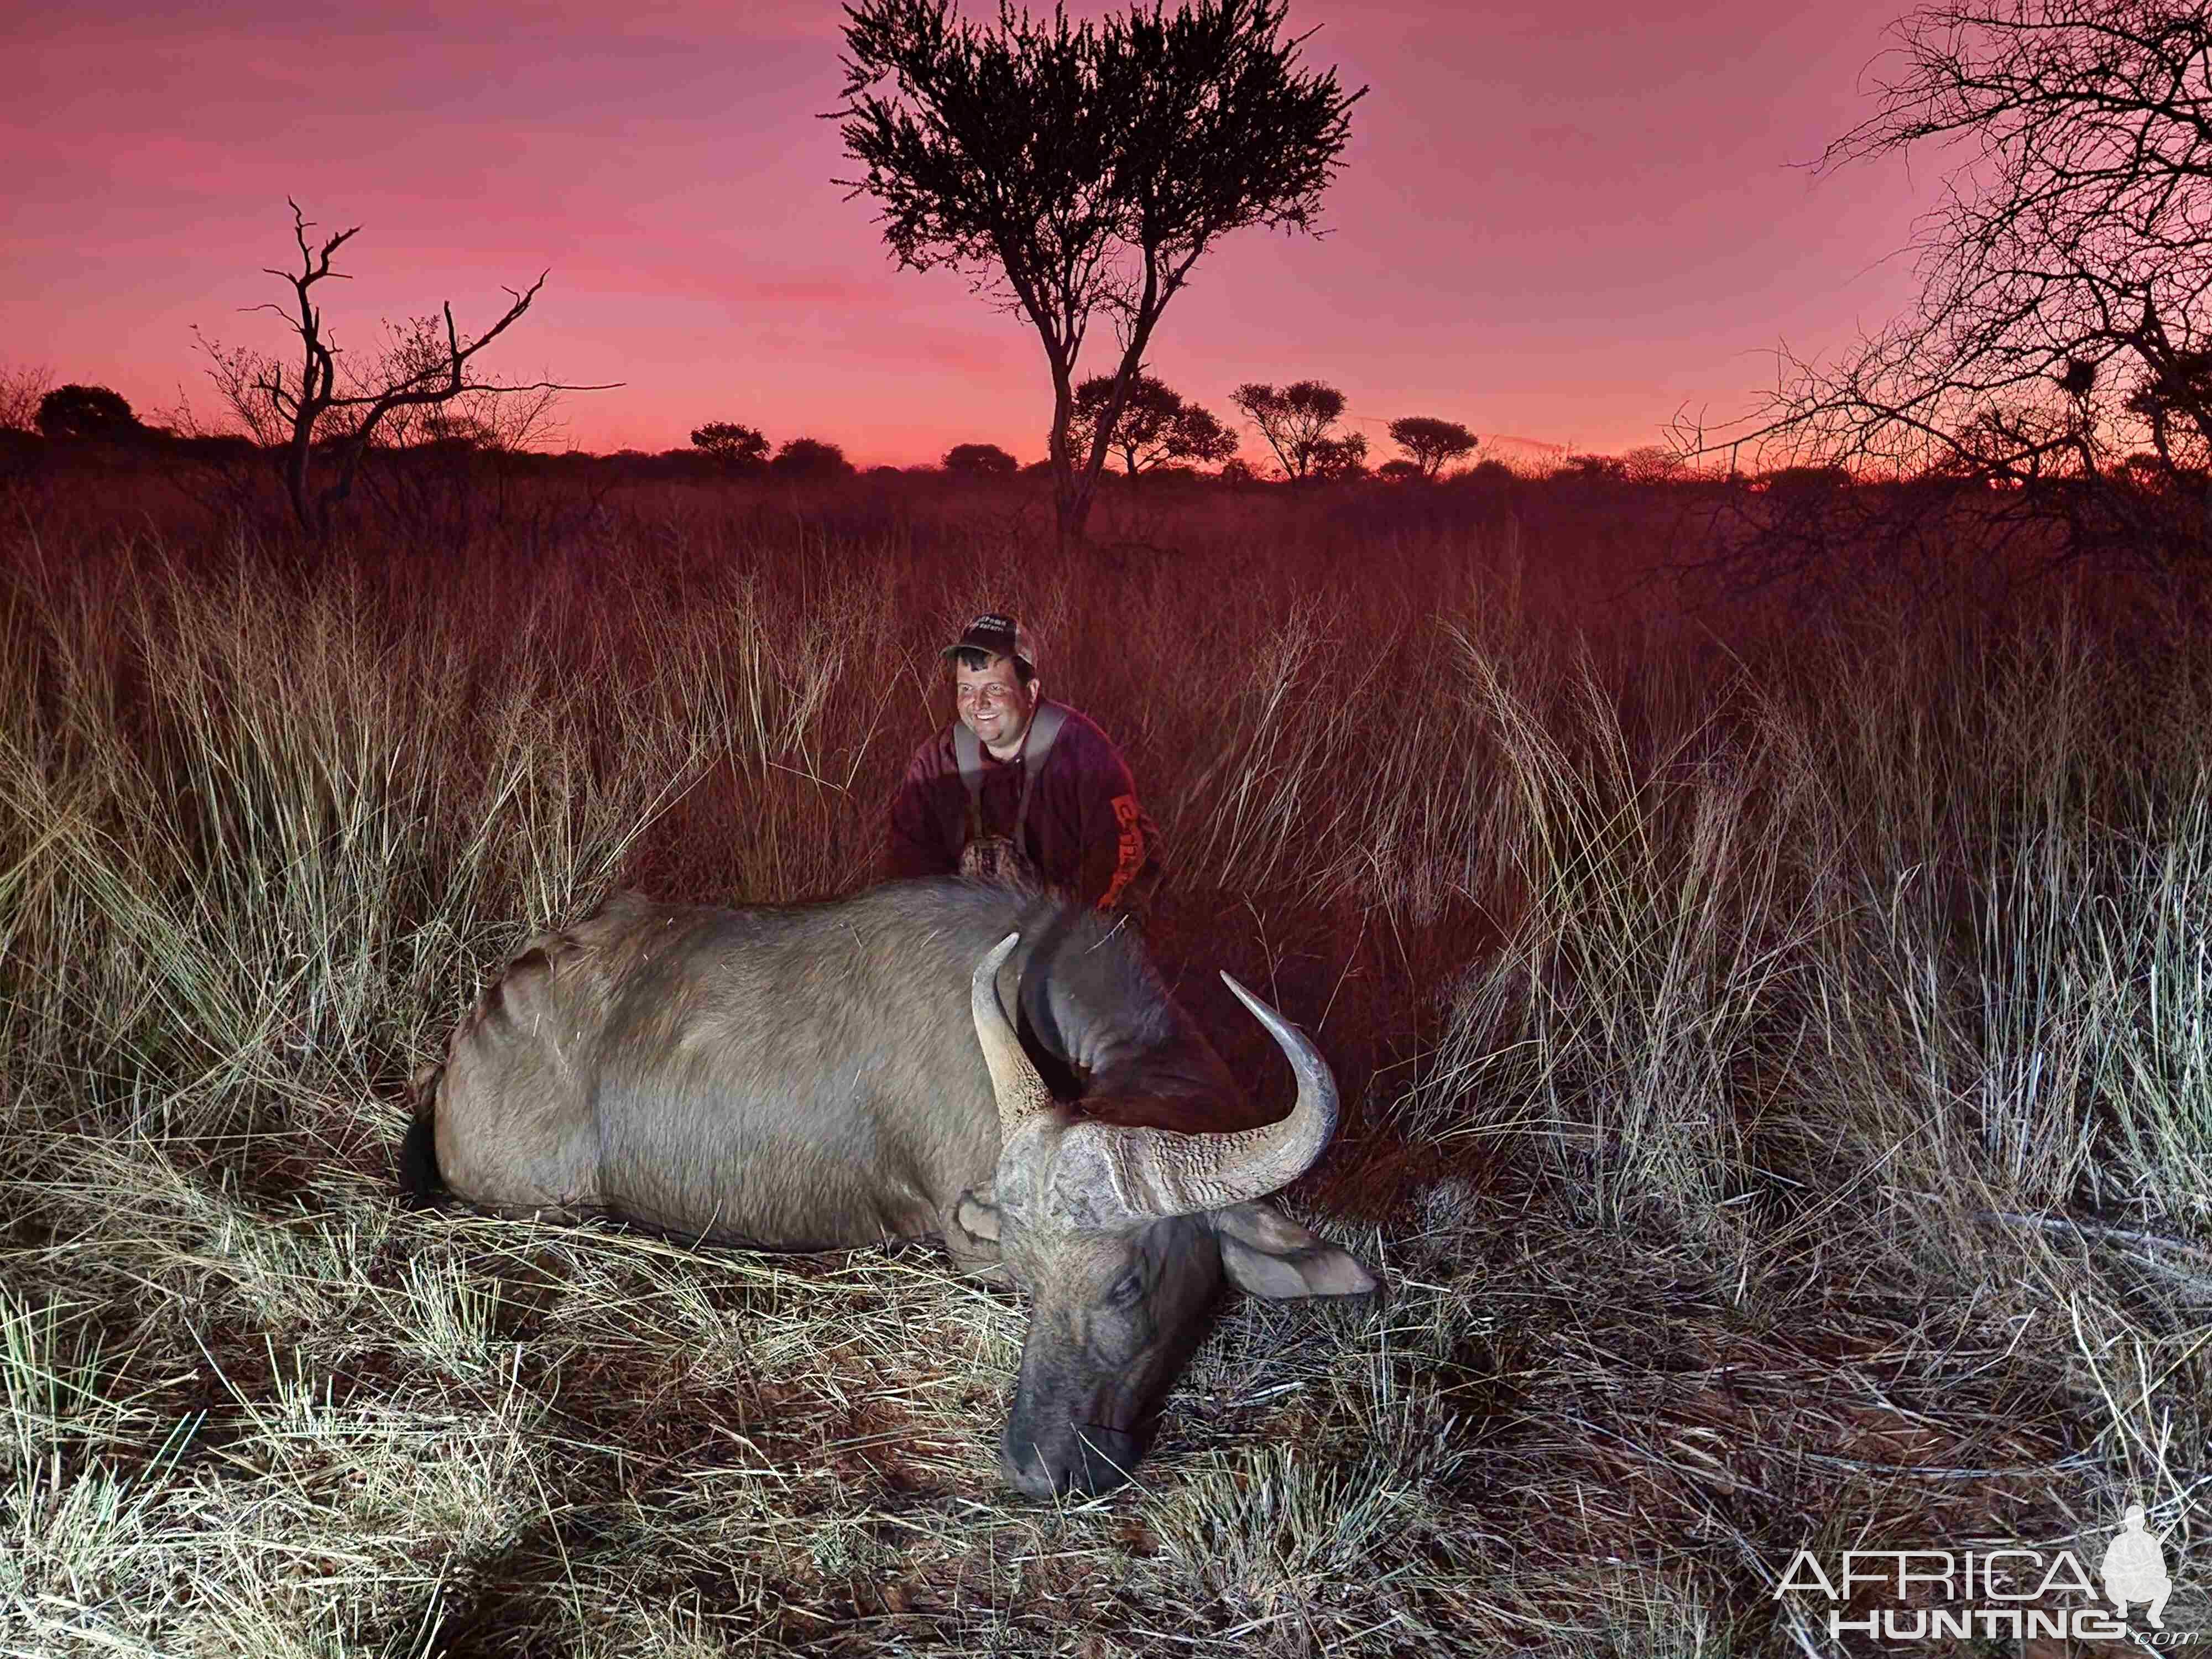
[955,655,1037,753]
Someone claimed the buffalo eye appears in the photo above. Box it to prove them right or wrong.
[1107,1269,1145,1308]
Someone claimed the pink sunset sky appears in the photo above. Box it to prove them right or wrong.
[10,1,1944,469]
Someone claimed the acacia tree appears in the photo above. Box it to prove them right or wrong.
[1715,0,2212,566]
[197,200,603,541]
[1388,415,1477,479]
[1231,379,1355,479]
[692,421,771,469]
[1066,373,1238,476]
[837,0,1360,548]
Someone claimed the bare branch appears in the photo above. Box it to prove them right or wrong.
[1693,0,2212,581]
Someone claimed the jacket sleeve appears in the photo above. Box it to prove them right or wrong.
[886,735,958,882]
[1068,727,1149,911]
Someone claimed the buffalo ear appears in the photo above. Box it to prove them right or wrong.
[946,1187,1011,1282]
[952,1186,1003,1245]
[1212,1202,1378,1301]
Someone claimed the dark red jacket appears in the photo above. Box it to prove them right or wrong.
[886,700,1156,911]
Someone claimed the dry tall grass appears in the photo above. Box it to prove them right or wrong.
[2,477,2205,1655]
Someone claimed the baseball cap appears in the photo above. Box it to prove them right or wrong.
[941,612,1038,672]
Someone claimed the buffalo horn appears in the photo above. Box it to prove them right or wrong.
[971,933,1055,1133]
[1100,972,1339,1217]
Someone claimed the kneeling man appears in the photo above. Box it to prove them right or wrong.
[887,612,1156,912]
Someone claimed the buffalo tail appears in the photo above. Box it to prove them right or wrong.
[398,1065,446,1207]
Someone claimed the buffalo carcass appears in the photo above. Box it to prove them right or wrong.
[401,878,1375,1496]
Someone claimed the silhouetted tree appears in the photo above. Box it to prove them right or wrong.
[1558,452,1629,483]
[1163,405,1237,473]
[1620,444,1686,484]
[2122,347,2212,476]
[837,0,1361,549]
[36,384,143,442]
[1707,0,2212,566]
[1376,458,1422,482]
[194,200,605,541]
[770,436,853,479]
[2120,450,2178,492]
[692,421,770,468]
[1759,464,1855,495]
[317,318,570,545]
[1230,379,1357,480]
[1387,415,1477,479]
[1308,432,1368,481]
[943,441,1019,474]
[1067,373,1237,476]
[0,364,53,433]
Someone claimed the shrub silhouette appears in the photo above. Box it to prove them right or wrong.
[1559,452,1629,483]
[0,363,54,434]
[36,384,143,442]
[691,421,770,469]
[1308,432,1369,481]
[1620,444,1687,484]
[770,437,853,479]
[943,442,1018,476]
[1759,464,1854,494]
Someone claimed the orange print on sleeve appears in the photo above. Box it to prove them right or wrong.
[1100,794,1145,910]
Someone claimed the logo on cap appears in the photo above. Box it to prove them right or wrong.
[945,612,1035,670]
